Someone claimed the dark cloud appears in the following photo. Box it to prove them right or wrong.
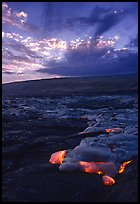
[2,71,16,75]
[65,6,105,29]
[75,7,128,38]
[94,10,127,37]
[3,71,24,75]
[66,6,112,29]
[43,5,128,38]
[37,45,137,77]
[43,2,67,36]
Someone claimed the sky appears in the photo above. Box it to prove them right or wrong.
[2,2,138,83]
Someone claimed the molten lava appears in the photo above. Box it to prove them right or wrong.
[49,149,133,187]
[105,128,122,133]
[79,161,103,174]
[102,175,115,186]
[105,129,115,133]
[118,160,132,174]
[49,150,67,164]
[79,161,115,186]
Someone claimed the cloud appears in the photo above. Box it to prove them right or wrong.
[94,9,128,37]
[2,71,16,75]
[65,6,112,29]
[76,7,128,38]
[37,38,138,76]
[2,27,138,78]
[43,5,128,38]
[2,2,38,32]
[2,32,44,75]
[2,30,69,76]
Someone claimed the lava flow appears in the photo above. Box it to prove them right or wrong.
[105,128,122,133]
[102,175,115,186]
[118,160,132,174]
[49,150,67,164]
[79,161,116,186]
[79,161,102,174]
[49,151,133,186]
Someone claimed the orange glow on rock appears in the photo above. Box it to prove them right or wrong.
[79,161,101,174]
[105,128,115,133]
[49,148,133,187]
[49,150,67,164]
[97,171,103,175]
[118,160,132,174]
[102,175,115,186]
[96,161,105,164]
[105,128,122,133]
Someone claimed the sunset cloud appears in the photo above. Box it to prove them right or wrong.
[2,27,138,79]
[2,2,138,83]
[37,37,137,76]
[2,2,38,31]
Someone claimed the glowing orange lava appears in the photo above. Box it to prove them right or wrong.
[49,150,67,164]
[102,175,115,186]
[105,128,122,133]
[105,129,115,133]
[49,148,133,187]
[79,161,101,174]
[118,160,132,173]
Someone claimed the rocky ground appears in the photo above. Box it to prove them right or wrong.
[2,95,138,202]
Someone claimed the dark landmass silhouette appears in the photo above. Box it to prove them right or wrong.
[2,73,138,97]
